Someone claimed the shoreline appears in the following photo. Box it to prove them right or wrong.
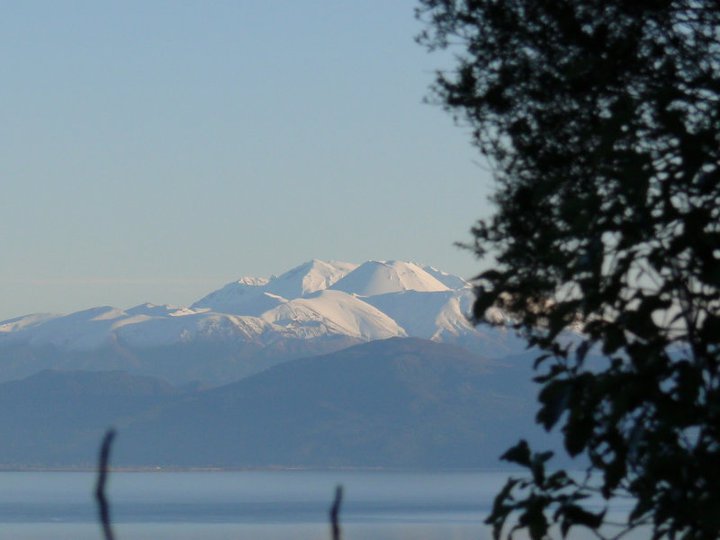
[0,465,506,473]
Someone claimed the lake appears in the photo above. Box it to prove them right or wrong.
[0,469,640,540]
[0,470,505,540]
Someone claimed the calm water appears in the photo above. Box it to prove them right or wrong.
[0,470,640,540]
[0,470,504,540]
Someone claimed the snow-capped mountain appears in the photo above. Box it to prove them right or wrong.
[330,260,449,296]
[191,260,358,315]
[0,260,528,385]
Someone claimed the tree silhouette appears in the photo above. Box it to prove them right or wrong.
[418,1,720,539]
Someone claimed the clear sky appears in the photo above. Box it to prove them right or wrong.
[1,0,494,320]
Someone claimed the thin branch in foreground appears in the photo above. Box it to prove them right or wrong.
[95,428,117,540]
[329,484,344,540]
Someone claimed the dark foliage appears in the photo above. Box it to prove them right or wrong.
[418,1,720,539]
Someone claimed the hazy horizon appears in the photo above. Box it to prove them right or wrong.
[1,257,474,320]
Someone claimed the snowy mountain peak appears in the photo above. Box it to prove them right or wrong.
[330,260,450,296]
[0,260,531,383]
[191,259,357,316]
[265,259,358,299]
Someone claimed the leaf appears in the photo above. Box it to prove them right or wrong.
[537,380,571,430]
[561,505,606,534]
[501,440,532,467]
[564,412,593,457]
[486,478,520,540]
[575,341,591,364]
[522,498,550,540]
[602,325,626,355]
[629,496,653,523]
[533,353,553,369]
[530,450,553,485]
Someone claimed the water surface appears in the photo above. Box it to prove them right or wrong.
[0,470,639,540]
[0,470,500,539]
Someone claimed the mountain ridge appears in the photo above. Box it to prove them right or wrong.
[0,338,564,469]
[0,260,534,385]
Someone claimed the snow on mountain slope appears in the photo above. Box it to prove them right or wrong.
[4,306,129,350]
[264,259,357,299]
[191,276,274,315]
[0,260,477,352]
[192,260,356,315]
[126,303,186,317]
[0,305,272,350]
[359,287,530,357]
[192,287,287,317]
[330,260,449,296]
[364,289,473,339]
[0,313,61,334]
[261,290,405,340]
[421,265,471,290]
[0,259,545,384]
[115,311,274,348]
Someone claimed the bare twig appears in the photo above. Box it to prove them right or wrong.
[329,484,343,540]
[95,428,116,540]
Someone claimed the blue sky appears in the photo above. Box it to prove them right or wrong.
[1,1,493,319]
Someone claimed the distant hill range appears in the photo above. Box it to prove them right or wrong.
[0,261,576,469]
[0,260,530,385]
[0,338,566,469]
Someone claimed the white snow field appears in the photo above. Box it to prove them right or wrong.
[0,260,536,383]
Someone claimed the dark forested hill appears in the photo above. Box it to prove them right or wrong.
[0,370,180,466]
[0,338,561,468]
